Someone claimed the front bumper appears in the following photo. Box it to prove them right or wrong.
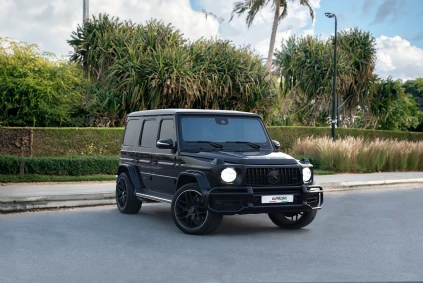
[206,185,323,215]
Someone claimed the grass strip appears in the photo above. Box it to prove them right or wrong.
[313,169,335,175]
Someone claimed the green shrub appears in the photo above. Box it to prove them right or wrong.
[0,127,123,157]
[0,155,21,174]
[0,37,86,127]
[0,155,119,176]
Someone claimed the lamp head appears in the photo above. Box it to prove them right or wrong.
[325,12,335,18]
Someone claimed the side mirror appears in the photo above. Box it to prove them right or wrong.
[156,139,174,149]
[272,140,280,150]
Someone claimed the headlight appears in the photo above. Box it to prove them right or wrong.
[302,167,312,183]
[221,168,237,183]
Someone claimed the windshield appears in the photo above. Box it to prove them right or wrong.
[178,115,273,151]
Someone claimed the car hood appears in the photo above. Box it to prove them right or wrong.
[181,150,298,165]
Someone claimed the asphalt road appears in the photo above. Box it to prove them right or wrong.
[1,186,423,283]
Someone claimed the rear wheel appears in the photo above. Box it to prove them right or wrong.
[268,210,317,229]
[116,172,142,214]
[171,183,222,235]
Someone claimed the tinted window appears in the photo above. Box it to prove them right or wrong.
[155,119,176,153]
[123,120,139,146]
[140,119,156,148]
[179,115,272,151]
[180,116,268,143]
[159,119,175,141]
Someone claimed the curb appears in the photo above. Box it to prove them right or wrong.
[0,193,115,212]
[320,178,423,191]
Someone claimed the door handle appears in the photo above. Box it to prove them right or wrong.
[151,160,158,166]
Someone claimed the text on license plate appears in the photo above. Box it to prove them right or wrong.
[261,195,294,204]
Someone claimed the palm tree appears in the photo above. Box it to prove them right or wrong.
[336,28,376,123]
[230,0,314,77]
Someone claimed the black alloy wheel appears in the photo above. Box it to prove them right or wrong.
[174,189,208,230]
[116,172,142,214]
[283,211,304,222]
[171,183,222,235]
[116,177,128,208]
[268,210,317,229]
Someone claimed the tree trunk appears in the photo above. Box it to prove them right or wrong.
[265,0,281,80]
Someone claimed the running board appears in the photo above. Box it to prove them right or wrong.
[135,192,172,203]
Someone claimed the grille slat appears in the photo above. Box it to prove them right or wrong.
[245,167,301,186]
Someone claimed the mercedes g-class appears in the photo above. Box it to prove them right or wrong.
[116,109,323,234]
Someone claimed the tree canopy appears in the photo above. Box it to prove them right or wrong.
[272,29,423,131]
[0,37,86,127]
[68,14,275,126]
[403,78,423,98]
[1,15,421,132]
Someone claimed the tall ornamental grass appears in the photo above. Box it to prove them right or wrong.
[291,137,423,172]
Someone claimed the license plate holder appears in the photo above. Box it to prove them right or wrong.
[261,195,294,204]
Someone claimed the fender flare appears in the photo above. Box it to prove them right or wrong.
[177,170,212,202]
[118,164,142,192]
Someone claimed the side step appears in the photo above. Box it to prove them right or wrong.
[135,190,172,203]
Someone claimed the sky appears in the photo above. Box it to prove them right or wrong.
[1,0,422,81]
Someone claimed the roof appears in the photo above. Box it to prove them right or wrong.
[127,109,260,117]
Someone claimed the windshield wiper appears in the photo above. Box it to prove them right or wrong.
[224,141,261,149]
[186,141,223,149]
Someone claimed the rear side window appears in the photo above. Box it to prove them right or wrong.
[140,119,156,148]
[123,120,139,146]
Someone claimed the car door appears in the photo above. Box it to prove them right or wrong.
[134,117,157,191]
[151,117,178,195]
[120,119,141,177]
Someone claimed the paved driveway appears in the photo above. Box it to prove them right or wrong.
[1,186,422,282]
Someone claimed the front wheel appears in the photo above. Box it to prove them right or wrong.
[268,210,317,229]
[171,183,222,235]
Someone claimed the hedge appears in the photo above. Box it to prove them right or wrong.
[0,127,123,157]
[1,126,423,156]
[0,155,119,176]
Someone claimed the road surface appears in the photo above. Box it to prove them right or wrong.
[1,186,422,282]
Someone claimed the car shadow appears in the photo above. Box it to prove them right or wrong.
[119,203,313,236]
[216,215,312,236]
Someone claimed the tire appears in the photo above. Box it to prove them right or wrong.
[116,172,142,214]
[171,183,223,235]
[268,210,317,229]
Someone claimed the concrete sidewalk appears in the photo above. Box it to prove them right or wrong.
[1,172,423,212]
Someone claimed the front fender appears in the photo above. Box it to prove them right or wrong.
[178,170,211,202]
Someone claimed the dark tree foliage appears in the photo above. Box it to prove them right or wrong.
[68,14,275,126]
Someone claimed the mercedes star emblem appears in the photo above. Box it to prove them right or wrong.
[267,169,280,184]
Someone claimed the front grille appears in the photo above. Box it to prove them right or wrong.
[245,167,301,186]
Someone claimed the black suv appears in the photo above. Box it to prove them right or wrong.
[116,109,323,234]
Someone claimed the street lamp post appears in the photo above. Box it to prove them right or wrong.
[83,0,89,27]
[325,12,337,141]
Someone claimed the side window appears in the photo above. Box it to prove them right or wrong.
[123,119,139,146]
[139,119,156,148]
[156,119,176,153]
[158,119,175,141]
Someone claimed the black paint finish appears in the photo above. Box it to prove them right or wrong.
[117,109,323,216]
